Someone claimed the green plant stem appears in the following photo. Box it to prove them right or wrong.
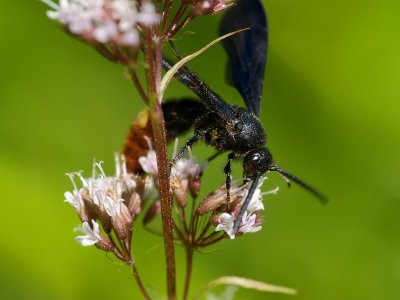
[131,263,151,300]
[182,248,194,300]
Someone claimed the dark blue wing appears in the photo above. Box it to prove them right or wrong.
[219,0,268,116]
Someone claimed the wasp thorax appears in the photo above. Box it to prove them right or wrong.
[243,148,273,178]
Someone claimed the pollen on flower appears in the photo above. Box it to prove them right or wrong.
[41,0,160,46]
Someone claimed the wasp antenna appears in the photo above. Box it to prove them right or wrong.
[270,166,328,204]
[232,174,261,235]
[278,171,291,188]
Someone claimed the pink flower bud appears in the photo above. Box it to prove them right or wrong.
[189,176,201,199]
[95,237,116,252]
[113,217,129,240]
[191,0,234,16]
[195,187,227,215]
[127,192,142,216]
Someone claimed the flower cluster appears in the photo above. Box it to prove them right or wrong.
[42,0,160,46]
[138,139,204,219]
[196,178,279,240]
[134,137,277,244]
[65,155,152,263]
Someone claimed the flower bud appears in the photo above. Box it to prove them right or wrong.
[113,217,129,240]
[171,176,187,207]
[191,0,234,16]
[189,175,201,199]
[195,186,227,215]
[98,211,113,234]
[127,192,142,216]
[95,237,115,252]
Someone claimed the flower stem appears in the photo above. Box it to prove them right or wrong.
[182,248,194,300]
[129,69,149,104]
[131,263,151,300]
[143,28,176,300]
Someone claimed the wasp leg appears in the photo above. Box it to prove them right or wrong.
[206,152,222,163]
[223,153,236,210]
[169,130,205,174]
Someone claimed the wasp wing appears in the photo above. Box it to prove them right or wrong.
[219,0,268,116]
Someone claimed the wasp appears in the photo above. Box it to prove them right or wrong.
[126,0,327,234]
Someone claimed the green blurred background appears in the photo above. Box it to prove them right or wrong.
[1,0,400,299]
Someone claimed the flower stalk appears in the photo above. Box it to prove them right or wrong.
[142,28,177,298]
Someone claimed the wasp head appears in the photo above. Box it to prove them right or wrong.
[243,147,273,178]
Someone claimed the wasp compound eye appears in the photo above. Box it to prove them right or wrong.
[243,147,273,178]
[252,154,260,163]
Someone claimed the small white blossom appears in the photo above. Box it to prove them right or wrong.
[173,154,202,179]
[213,177,276,239]
[64,190,82,210]
[111,0,138,32]
[215,212,235,239]
[93,21,119,43]
[139,149,158,175]
[104,196,123,218]
[121,30,139,46]
[74,220,101,246]
[238,211,262,234]
[245,188,264,214]
[64,172,84,211]
[215,211,262,239]
[137,2,161,26]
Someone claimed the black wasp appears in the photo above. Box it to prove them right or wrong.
[162,0,327,234]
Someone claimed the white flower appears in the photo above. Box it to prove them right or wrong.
[245,188,264,214]
[64,190,82,210]
[93,21,118,43]
[172,154,203,179]
[64,172,84,212]
[121,30,139,46]
[138,136,158,175]
[74,220,101,246]
[137,2,160,26]
[111,0,138,32]
[215,212,235,239]
[215,211,262,239]
[139,149,158,175]
[238,211,262,234]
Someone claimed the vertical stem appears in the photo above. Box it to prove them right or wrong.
[182,248,194,300]
[143,29,176,300]
[129,69,149,104]
[131,263,151,300]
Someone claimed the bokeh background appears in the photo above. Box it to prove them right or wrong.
[1,0,400,299]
